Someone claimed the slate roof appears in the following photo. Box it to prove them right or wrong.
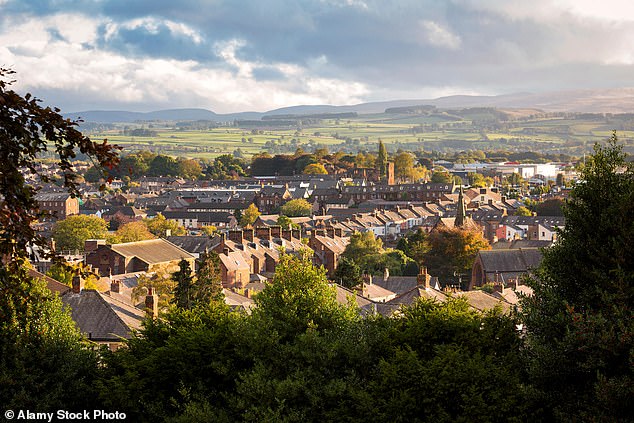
[222,289,254,312]
[454,290,511,313]
[110,239,195,264]
[477,248,543,274]
[62,290,144,341]
[30,269,70,296]
[373,276,420,295]
[167,235,222,254]
[387,286,448,306]
[492,239,552,250]
[34,192,72,201]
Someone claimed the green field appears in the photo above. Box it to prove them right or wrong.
[87,111,634,159]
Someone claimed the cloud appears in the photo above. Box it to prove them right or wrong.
[2,0,634,112]
[420,20,462,50]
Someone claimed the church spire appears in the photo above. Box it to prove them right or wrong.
[455,185,466,227]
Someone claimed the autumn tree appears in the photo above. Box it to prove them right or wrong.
[279,198,313,217]
[0,69,118,259]
[51,215,109,251]
[393,151,427,182]
[431,168,453,184]
[108,221,156,244]
[145,213,186,237]
[303,163,328,175]
[514,206,533,216]
[177,158,203,180]
[240,203,260,227]
[423,226,490,285]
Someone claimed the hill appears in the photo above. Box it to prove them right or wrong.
[65,88,634,123]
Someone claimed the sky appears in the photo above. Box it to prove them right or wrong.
[2,0,634,113]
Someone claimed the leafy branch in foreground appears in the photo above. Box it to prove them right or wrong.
[0,67,120,261]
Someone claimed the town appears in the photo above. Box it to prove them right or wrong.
[2,1,633,420]
[27,139,570,348]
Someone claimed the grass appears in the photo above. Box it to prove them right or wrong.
[87,113,633,159]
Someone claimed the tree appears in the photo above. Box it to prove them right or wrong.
[279,199,313,217]
[148,155,179,177]
[303,163,328,175]
[0,69,117,412]
[520,135,634,421]
[334,256,363,288]
[178,158,203,180]
[194,250,224,304]
[514,206,533,216]
[556,172,566,187]
[431,169,453,184]
[423,227,490,285]
[240,203,260,227]
[108,221,156,244]
[0,68,118,259]
[201,225,217,236]
[342,231,384,273]
[397,228,431,265]
[172,259,195,310]
[277,215,298,230]
[376,140,388,179]
[254,251,357,340]
[534,198,565,216]
[1,261,100,411]
[144,213,186,237]
[52,215,108,251]
[132,270,175,312]
[468,172,491,188]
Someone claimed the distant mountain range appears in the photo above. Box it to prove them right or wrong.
[65,88,634,123]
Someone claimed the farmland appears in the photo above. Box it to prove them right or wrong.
[84,108,634,160]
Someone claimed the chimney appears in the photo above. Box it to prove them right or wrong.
[508,278,517,290]
[270,225,282,238]
[109,271,120,293]
[228,229,243,244]
[255,226,271,241]
[50,238,56,252]
[85,239,106,253]
[417,266,431,289]
[243,228,254,242]
[282,229,292,241]
[145,286,158,318]
[71,273,83,294]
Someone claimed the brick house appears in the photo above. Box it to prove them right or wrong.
[35,192,79,221]
[85,238,195,276]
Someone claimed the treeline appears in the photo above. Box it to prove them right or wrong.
[85,151,203,180]
[250,152,321,176]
